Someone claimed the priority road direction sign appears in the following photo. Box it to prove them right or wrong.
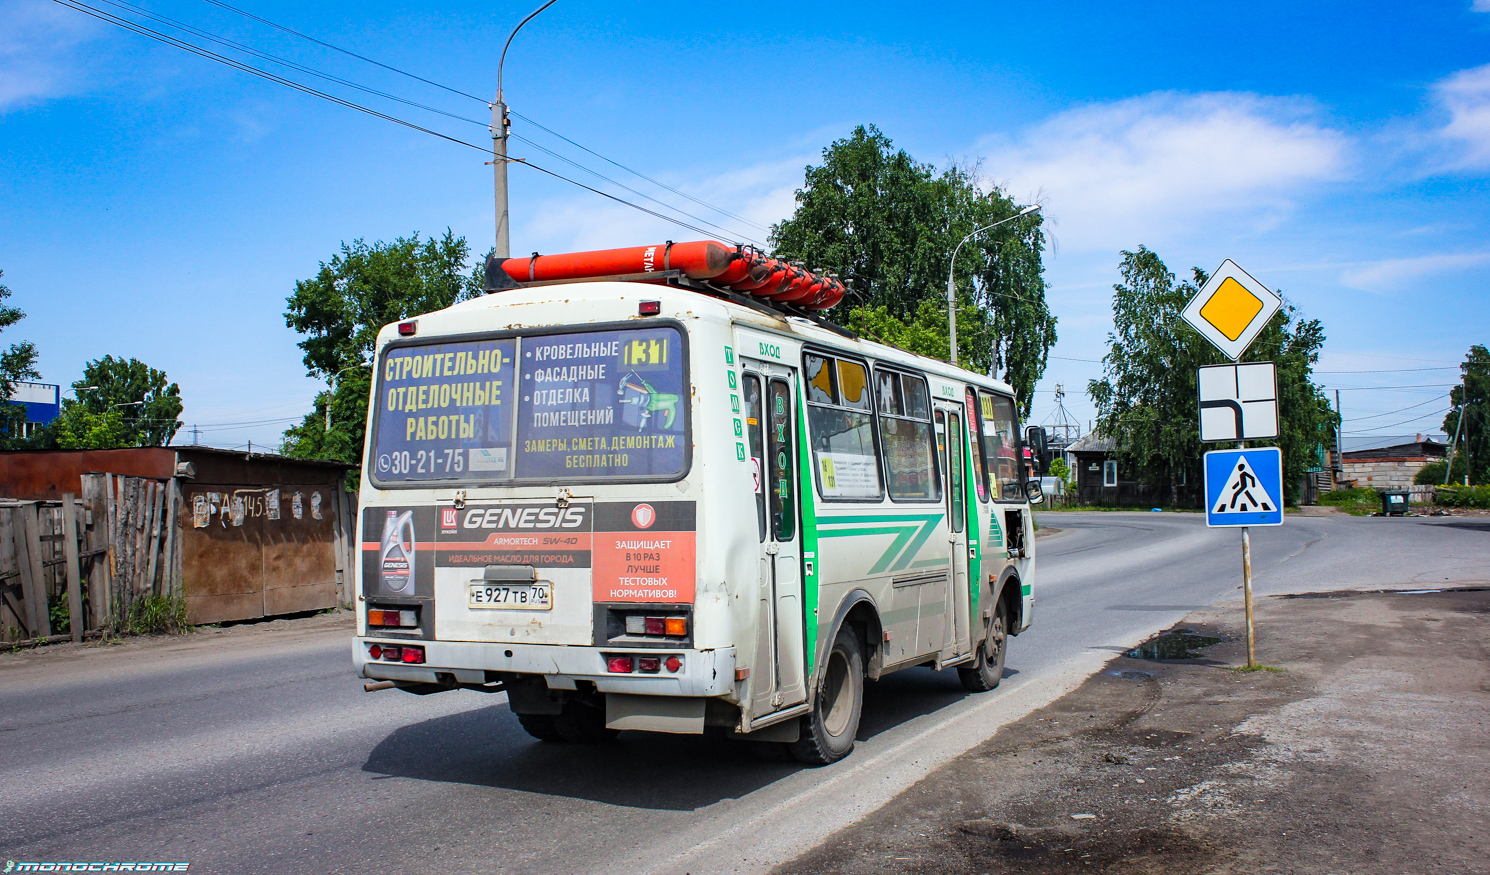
[1205,447,1284,527]
[1181,260,1282,361]
[1198,361,1279,442]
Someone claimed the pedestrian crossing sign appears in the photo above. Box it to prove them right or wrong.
[1204,447,1284,527]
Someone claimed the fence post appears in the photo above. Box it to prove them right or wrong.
[160,480,180,598]
[61,494,84,643]
[20,504,50,639]
[145,481,166,597]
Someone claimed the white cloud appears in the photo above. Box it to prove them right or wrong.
[1474,0,1490,12]
[978,92,1350,252]
[1339,251,1490,293]
[1433,63,1490,169]
[0,0,100,111]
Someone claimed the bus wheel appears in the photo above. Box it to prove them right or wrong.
[553,700,620,744]
[958,598,1008,693]
[790,628,864,765]
[516,713,565,743]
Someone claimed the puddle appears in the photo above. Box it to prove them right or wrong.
[1109,670,1155,680]
[1125,629,1221,660]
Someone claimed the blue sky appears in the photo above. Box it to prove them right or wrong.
[2,0,1487,450]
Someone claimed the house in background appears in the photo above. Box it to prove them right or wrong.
[8,381,60,438]
[1339,434,1447,490]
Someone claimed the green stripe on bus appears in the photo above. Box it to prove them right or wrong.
[797,394,819,677]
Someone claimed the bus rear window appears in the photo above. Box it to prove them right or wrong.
[371,326,687,484]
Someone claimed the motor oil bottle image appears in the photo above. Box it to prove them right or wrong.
[379,510,416,595]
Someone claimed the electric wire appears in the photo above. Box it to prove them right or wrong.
[198,0,489,103]
[1341,395,1447,422]
[198,0,770,239]
[92,0,489,129]
[51,0,741,242]
[509,132,764,246]
[52,0,494,155]
[510,110,773,234]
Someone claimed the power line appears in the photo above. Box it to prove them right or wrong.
[53,0,493,154]
[509,132,765,246]
[1316,366,1460,374]
[1342,396,1446,422]
[53,0,742,242]
[198,0,488,103]
[196,0,765,243]
[511,110,773,234]
[93,0,488,129]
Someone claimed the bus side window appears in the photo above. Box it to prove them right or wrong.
[767,379,796,540]
[980,391,1023,501]
[744,374,767,542]
[947,412,965,532]
[876,369,939,502]
[803,351,882,501]
[965,387,990,502]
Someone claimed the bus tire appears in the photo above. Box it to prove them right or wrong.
[789,627,864,765]
[516,713,565,743]
[553,700,620,744]
[958,598,1008,693]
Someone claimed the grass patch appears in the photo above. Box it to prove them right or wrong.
[1317,487,1381,516]
[1231,664,1286,673]
[123,593,192,636]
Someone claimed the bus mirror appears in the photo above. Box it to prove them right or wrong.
[1024,426,1048,474]
[1023,479,1045,505]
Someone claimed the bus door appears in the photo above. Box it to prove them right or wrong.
[933,404,972,660]
[742,363,807,713]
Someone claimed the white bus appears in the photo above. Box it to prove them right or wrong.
[354,245,1039,763]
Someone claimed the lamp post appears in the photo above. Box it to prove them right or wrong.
[492,0,559,259]
[946,203,1040,366]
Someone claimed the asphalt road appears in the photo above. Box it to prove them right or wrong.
[2,512,1486,874]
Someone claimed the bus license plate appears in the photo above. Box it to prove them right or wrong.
[469,582,552,610]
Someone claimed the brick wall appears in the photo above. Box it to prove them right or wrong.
[1341,459,1429,490]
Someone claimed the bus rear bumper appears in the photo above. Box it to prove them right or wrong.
[355,637,736,698]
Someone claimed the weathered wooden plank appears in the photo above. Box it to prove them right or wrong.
[20,504,50,639]
[145,480,166,596]
[61,494,84,643]
[103,473,118,626]
[80,474,108,630]
[161,479,180,598]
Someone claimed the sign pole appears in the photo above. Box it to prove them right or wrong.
[1241,524,1255,668]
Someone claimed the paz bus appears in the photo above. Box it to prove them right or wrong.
[354,241,1040,764]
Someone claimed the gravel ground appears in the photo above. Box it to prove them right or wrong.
[778,587,1490,875]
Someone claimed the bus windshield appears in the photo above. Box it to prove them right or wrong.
[370,325,688,485]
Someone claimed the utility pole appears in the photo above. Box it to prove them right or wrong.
[191,424,201,446]
[1445,392,1466,487]
[491,0,558,259]
[1334,389,1343,487]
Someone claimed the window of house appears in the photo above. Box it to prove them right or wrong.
[875,369,939,502]
[804,353,882,500]
[1103,460,1118,487]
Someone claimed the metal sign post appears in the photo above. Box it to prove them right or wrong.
[1186,259,1285,669]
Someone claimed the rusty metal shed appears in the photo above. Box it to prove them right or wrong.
[0,447,355,628]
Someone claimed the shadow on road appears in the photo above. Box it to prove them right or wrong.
[362,666,1011,810]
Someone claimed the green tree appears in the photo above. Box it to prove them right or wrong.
[47,356,184,448]
[1442,344,1489,485]
[770,126,1055,413]
[0,270,42,447]
[282,231,486,466]
[1087,247,1335,506]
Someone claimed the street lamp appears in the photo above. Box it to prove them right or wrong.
[492,0,559,259]
[946,203,1041,366]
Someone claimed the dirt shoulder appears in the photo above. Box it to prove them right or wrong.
[778,587,1490,875]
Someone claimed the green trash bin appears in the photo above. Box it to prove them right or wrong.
[1380,490,1409,516]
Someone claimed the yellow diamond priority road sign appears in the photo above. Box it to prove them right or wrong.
[1181,260,1282,361]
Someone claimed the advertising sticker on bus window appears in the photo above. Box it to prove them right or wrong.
[374,338,518,483]
[516,327,686,480]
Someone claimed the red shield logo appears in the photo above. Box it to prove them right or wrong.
[631,503,656,529]
[441,508,458,529]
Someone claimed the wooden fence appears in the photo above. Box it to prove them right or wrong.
[0,473,183,646]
